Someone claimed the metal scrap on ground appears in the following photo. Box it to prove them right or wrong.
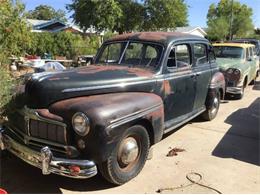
[166,147,186,157]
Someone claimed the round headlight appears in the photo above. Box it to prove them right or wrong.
[234,69,240,75]
[72,112,90,136]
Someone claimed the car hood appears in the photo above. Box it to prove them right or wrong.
[23,65,156,109]
[216,58,243,71]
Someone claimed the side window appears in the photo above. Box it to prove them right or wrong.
[246,48,249,59]
[252,47,256,56]
[167,48,176,68]
[249,47,253,57]
[99,43,122,63]
[194,43,207,65]
[208,46,216,63]
[124,42,143,64]
[167,44,191,68]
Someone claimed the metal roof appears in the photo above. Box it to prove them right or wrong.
[107,32,207,46]
[213,42,255,48]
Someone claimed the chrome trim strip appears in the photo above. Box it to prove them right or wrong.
[108,103,163,129]
[164,107,206,134]
[6,126,68,153]
[16,107,68,144]
[20,107,66,127]
[61,78,157,93]
[226,86,243,94]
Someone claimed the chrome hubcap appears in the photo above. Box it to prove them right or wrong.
[118,137,139,166]
[211,97,219,114]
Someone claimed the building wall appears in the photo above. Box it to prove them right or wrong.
[188,29,205,37]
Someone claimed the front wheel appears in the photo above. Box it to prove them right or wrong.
[201,90,220,121]
[99,125,150,185]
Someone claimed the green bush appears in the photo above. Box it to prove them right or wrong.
[0,66,14,114]
[27,32,101,59]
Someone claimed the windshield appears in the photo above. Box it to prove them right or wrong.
[95,41,163,71]
[213,46,243,59]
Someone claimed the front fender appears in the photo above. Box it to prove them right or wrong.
[48,92,164,162]
[210,72,226,99]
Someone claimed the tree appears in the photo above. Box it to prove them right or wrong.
[67,0,188,33]
[0,0,32,64]
[143,0,188,31]
[26,5,67,22]
[67,0,122,33]
[113,0,145,34]
[207,17,229,41]
[207,0,254,41]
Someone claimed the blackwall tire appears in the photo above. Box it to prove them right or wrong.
[99,125,150,185]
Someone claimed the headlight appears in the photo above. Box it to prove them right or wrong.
[72,112,90,136]
[233,69,240,75]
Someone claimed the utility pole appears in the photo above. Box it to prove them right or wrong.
[229,0,234,40]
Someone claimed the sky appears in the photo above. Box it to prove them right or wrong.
[22,0,260,28]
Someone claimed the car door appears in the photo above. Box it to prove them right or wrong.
[246,47,256,82]
[163,43,197,123]
[192,42,212,110]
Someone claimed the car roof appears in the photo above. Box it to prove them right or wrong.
[106,32,208,46]
[213,42,255,48]
[233,38,259,42]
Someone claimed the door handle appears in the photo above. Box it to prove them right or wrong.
[191,73,200,78]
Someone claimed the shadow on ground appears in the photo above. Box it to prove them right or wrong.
[212,98,260,166]
[0,153,114,193]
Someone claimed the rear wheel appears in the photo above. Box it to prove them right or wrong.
[202,90,220,121]
[99,125,150,185]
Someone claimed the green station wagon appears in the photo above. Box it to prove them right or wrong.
[213,43,259,99]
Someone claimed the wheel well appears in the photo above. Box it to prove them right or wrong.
[136,119,155,146]
[244,76,248,87]
[218,88,224,100]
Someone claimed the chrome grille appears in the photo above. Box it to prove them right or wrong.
[29,119,66,144]
[8,108,67,145]
[8,112,27,134]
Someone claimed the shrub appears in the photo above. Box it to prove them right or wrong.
[0,66,14,114]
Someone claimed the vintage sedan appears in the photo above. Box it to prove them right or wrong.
[213,43,258,99]
[0,32,225,185]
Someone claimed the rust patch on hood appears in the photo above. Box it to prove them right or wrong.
[36,109,64,122]
[109,32,189,43]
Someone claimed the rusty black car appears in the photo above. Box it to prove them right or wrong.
[0,32,225,185]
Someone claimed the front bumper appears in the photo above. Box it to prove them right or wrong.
[226,86,243,95]
[0,127,97,179]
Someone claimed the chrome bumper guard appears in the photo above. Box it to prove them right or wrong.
[226,86,243,95]
[0,127,97,179]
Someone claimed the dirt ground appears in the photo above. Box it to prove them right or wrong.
[0,80,259,194]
